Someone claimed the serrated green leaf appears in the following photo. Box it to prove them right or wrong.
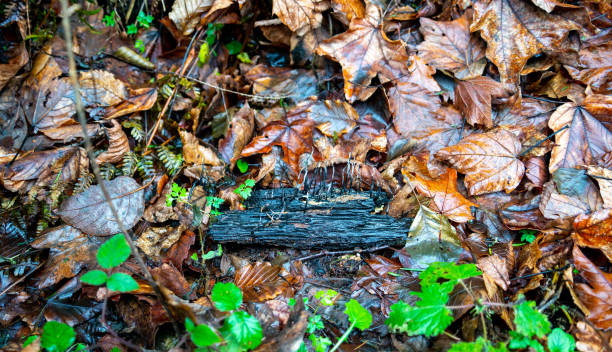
[244,179,255,188]
[41,321,75,352]
[221,311,262,350]
[419,262,481,295]
[344,299,372,331]
[314,289,338,306]
[547,328,575,352]
[514,300,551,338]
[126,24,138,35]
[309,334,332,352]
[106,272,139,292]
[97,234,131,268]
[211,282,242,311]
[190,324,221,347]
[80,270,107,285]
[307,315,324,334]
[449,337,486,352]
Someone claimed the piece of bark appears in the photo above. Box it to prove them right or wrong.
[208,188,411,249]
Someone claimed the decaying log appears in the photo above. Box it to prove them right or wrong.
[208,188,411,249]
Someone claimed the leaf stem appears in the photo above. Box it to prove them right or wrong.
[330,321,356,352]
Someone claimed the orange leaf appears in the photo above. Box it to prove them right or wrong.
[572,246,612,330]
[573,209,612,262]
[234,262,300,302]
[454,77,509,129]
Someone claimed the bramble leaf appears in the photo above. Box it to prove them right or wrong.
[547,328,575,352]
[190,324,221,347]
[106,272,139,292]
[514,300,551,338]
[221,311,262,350]
[97,234,131,268]
[80,270,107,285]
[211,282,242,311]
[41,321,76,352]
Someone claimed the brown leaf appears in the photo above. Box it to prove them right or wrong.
[573,320,612,352]
[136,226,182,261]
[332,0,366,21]
[245,65,320,103]
[241,102,315,174]
[0,3,28,91]
[365,255,401,276]
[307,99,359,138]
[402,156,477,223]
[572,245,612,330]
[152,263,191,297]
[454,77,509,128]
[494,98,555,143]
[31,225,100,288]
[169,0,214,36]
[219,104,255,169]
[316,3,408,101]
[564,43,612,94]
[477,254,510,291]
[41,124,101,142]
[539,181,589,220]
[548,101,612,173]
[499,194,550,230]
[95,120,130,164]
[180,130,224,166]
[272,0,329,35]
[524,157,548,189]
[587,166,612,208]
[165,230,196,269]
[58,176,145,236]
[435,129,524,195]
[470,0,579,85]
[235,262,301,302]
[573,209,612,262]
[103,87,157,120]
[416,14,486,80]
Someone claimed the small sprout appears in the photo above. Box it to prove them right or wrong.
[136,11,154,28]
[234,179,255,200]
[134,39,145,53]
[237,159,249,173]
[236,52,252,64]
[103,14,115,27]
[126,24,138,35]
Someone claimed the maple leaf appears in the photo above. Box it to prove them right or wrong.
[416,14,486,80]
[402,156,477,223]
[470,0,579,85]
[272,0,328,35]
[436,129,524,195]
[307,99,359,138]
[241,102,315,174]
[454,76,510,128]
[316,3,408,102]
[548,101,612,173]
[573,209,612,262]
[572,245,612,330]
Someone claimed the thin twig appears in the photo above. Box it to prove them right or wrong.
[519,125,568,157]
[58,0,180,336]
[294,245,390,262]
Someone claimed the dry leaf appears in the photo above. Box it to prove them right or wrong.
[436,129,524,195]
[219,104,255,169]
[272,0,329,35]
[477,254,510,291]
[95,120,130,164]
[316,3,408,101]
[307,99,359,138]
[58,176,145,236]
[180,130,224,166]
[572,245,612,330]
[136,226,183,260]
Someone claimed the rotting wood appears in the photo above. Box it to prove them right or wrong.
[208,188,411,249]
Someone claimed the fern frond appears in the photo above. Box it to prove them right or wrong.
[121,152,140,176]
[74,171,94,193]
[157,145,183,176]
[122,120,145,143]
[99,163,118,180]
[137,154,155,178]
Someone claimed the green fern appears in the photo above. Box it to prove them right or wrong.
[157,145,183,176]
[137,154,155,178]
[99,163,118,180]
[36,203,52,235]
[122,120,145,143]
[121,152,140,177]
[74,171,94,193]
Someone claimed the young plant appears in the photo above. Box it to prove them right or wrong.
[136,11,154,29]
[206,196,225,215]
[103,13,115,27]
[25,320,86,352]
[234,179,255,200]
[166,182,189,207]
[191,244,223,262]
[80,233,139,292]
[184,282,263,351]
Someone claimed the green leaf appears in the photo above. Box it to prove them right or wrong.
[236,52,252,64]
[74,343,87,351]
[41,321,76,352]
[110,348,122,352]
[137,11,154,28]
[314,289,338,306]
[237,159,248,173]
[134,39,145,54]
[221,311,262,350]
[191,253,199,261]
[103,14,115,27]
[211,282,242,311]
[547,328,576,352]
[344,299,372,331]
[198,42,210,66]
[419,262,481,295]
[309,334,332,352]
[307,315,324,334]
[190,324,221,347]
[202,244,223,260]
[106,272,139,292]
[225,40,242,55]
[23,335,37,348]
[126,24,138,35]
[80,270,107,285]
[449,337,486,352]
[244,179,255,188]
[185,317,196,332]
[513,300,551,338]
[97,234,131,268]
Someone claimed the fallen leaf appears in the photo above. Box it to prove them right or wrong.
[0,3,28,91]
[241,102,315,174]
[477,254,509,291]
[548,102,612,173]
[307,99,359,138]
[573,209,612,262]
[539,181,589,220]
[499,194,550,230]
[103,87,157,120]
[524,157,548,189]
[316,2,408,101]
[219,103,255,169]
[136,226,183,260]
[245,65,320,104]
[470,0,579,85]
[402,156,477,223]
[436,129,524,195]
[404,205,465,269]
[180,130,224,166]
[95,120,130,165]
[235,261,301,302]
[454,76,509,128]
[417,14,486,80]
[169,0,213,36]
[152,263,191,297]
[58,176,145,236]
[272,0,329,35]
[572,245,612,330]
[564,44,612,94]
[587,166,612,208]
[31,225,100,288]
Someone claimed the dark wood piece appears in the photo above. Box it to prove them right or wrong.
[208,188,411,249]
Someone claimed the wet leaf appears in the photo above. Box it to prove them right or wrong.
[572,246,612,330]
[587,166,612,208]
[404,205,464,269]
[539,182,589,220]
[272,0,329,35]
[573,209,612,261]
[234,261,300,302]
[316,3,408,101]
[219,104,255,169]
[436,129,524,195]
[454,77,510,128]
[471,0,579,85]
[417,14,486,80]
[169,0,214,36]
[58,176,145,236]
[95,120,130,164]
[245,65,320,104]
[180,130,224,166]
[307,99,359,138]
